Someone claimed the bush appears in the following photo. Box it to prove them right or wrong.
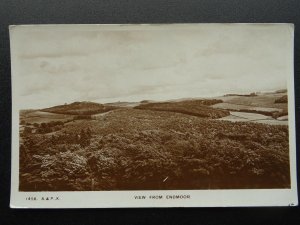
[19,108,290,191]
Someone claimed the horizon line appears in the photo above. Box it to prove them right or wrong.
[19,88,287,111]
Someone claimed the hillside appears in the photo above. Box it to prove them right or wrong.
[135,99,230,119]
[19,108,290,191]
[19,93,290,191]
[213,91,288,122]
[216,91,288,110]
[41,101,117,115]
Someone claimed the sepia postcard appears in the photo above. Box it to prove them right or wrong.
[10,24,297,208]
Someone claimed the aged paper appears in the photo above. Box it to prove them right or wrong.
[10,24,297,208]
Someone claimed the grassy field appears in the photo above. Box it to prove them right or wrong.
[216,92,288,110]
[213,92,288,123]
[19,103,290,191]
[218,111,288,125]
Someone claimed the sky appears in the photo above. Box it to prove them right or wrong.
[10,24,293,109]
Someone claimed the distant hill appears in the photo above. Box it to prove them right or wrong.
[275,89,287,93]
[41,101,117,115]
[104,101,140,107]
[135,99,229,119]
[274,95,288,103]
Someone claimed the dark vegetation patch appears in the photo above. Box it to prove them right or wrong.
[224,92,257,97]
[21,121,66,135]
[19,109,290,191]
[275,95,288,104]
[42,101,117,115]
[134,99,230,119]
[140,100,151,103]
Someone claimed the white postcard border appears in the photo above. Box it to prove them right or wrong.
[10,24,298,208]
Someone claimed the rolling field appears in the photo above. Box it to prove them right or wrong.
[216,92,288,110]
[20,110,74,124]
[213,92,288,125]
[135,99,230,119]
[218,111,288,125]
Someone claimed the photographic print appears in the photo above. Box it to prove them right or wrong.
[10,24,297,207]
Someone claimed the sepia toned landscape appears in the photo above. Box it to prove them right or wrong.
[19,90,290,191]
[11,24,293,194]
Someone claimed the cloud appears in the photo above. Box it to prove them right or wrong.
[11,24,292,109]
